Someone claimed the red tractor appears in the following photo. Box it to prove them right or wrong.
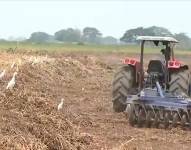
[112,36,191,113]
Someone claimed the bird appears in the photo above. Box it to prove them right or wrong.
[0,70,6,80]
[29,56,33,62]
[32,57,39,65]
[16,64,19,72]
[57,98,64,111]
[11,62,16,69]
[6,72,17,90]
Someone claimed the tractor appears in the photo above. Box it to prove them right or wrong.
[112,36,191,128]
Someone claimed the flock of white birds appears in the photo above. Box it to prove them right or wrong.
[1,55,64,111]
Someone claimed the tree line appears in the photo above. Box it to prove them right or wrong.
[29,27,118,45]
[120,26,191,49]
[28,26,191,49]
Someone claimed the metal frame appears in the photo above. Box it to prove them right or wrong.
[137,36,178,91]
[137,36,178,43]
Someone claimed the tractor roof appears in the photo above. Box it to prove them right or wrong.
[137,36,178,43]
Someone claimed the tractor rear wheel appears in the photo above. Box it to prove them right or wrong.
[169,69,191,96]
[112,65,135,112]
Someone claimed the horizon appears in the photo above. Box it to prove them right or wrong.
[0,1,191,39]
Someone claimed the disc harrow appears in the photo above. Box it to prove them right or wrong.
[125,86,191,129]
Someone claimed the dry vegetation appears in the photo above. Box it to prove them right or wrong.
[0,50,191,150]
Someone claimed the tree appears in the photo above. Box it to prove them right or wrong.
[82,27,102,44]
[144,26,172,36]
[120,27,144,43]
[174,33,191,49]
[54,28,81,42]
[29,32,51,43]
[120,26,172,43]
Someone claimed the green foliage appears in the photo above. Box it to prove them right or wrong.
[29,32,52,43]
[120,26,172,43]
[145,26,172,36]
[82,27,102,44]
[12,26,191,50]
[0,41,190,55]
[54,28,81,42]
[120,27,144,43]
[0,41,139,53]
[174,33,191,49]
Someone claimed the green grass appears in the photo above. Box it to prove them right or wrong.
[0,41,191,55]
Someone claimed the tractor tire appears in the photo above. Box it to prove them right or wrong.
[112,65,135,112]
[169,69,191,96]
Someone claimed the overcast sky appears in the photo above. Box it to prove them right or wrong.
[0,0,191,39]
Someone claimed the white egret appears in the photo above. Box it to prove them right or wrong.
[11,62,16,69]
[29,56,33,62]
[57,98,64,111]
[32,57,39,65]
[6,72,17,90]
[0,70,6,80]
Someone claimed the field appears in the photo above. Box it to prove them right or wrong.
[1,41,191,54]
[0,42,191,150]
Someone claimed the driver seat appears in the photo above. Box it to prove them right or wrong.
[147,60,165,75]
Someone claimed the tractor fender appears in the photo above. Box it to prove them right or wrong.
[168,60,189,75]
[123,57,141,84]
[168,60,189,70]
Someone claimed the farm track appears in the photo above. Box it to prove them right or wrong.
[0,52,191,149]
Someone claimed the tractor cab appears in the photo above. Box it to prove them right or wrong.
[136,36,180,90]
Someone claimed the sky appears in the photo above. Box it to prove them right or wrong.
[0,0,191,39]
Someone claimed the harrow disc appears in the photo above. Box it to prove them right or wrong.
[172,113,179,127]
[181,114,188,127]
[145,110,152,128]
[164,112,170,129]
[153,111,160,128]
[137,107,146,127]
[128,104,137,126]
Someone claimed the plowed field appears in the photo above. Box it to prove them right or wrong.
[0,52,191,150]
